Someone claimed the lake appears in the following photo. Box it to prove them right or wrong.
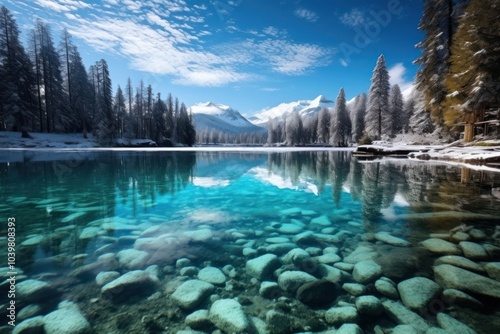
[1,149,499,334]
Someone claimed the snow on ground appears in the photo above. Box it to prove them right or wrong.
[0,131,98,148]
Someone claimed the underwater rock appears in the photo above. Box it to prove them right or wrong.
[116,249,149,270]
[316,253,342,265]
[374,232,411,247]
[78,226,101,240]
[421,238,461,255]
[484,262,500,281]
[342,283,366,297]
[335,262,354,271]
[43,301,90,334]
[310,215,331,227]
[101,270,159,302]
[182,228,213,242]
[443,289,483,309]
[198,267,226,286]
[265,310,294,334]
[375,277,399,299]
[296,280,339,308]
[434,264,500,299]
[277,271,317,293]
[171,279,214,310]
[458,241,489,260]
[209,299,250,333]
[12,316,44,334]
[185,309,211,330]
[436,313,476,334]
[180,266,199,277]
[263,243,297,255]
[397,277,441,311]
[282,248,311,267]
[176,258,192,269]
[343,245,378,264]
[20,235,45,247]
[292,231,318,245]
[451,232,470,242]
[483,244,500,258]
[352,259,382,284]
[318,264,350,283]
[243,247,258,257]
[324,306,358,325]
[69,253,119,280]
[259,281,281,299]
[16,279,55,304]
[434,255,485,273]
[355,295,383,316]
[266,237,290,244]
[246,254,281,280]
[278,223,303,234]
[375,245,417,280]
[95,271,120,286]
[17,304,43,321]
[382,300,430,330]
[391,324,421,334]
[336,323,363,334]
[469,229,487,240]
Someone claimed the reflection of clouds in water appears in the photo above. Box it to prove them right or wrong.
[250,166,319,195]
[492,187,500,200]
[381,193,410,221]
[192,177,230,188]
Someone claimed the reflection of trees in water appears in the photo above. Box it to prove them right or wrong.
[330,151,351,206]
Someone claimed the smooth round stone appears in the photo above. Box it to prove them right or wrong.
[209,299,249,333]
[259,281,281,299]
[16,279,54,303]
[352,260,382,284]
[278,224,303,234]
[176,258,192,269]
[421,238,461,255]
[469,229,487,240]
[323,247,339,254]
[336,323,363,334]
[282,248,311,266]
[185,309,211,330]
[180,266,199,277]
[435,255,485,273]
[342,283,366,296]
[458,241,489,260]
[325,306,358,325]
[243,247,257,257]
[443,289,483,309]
[182,228,213,241]
[311,215,332,226]
[277,271,317,293]
[296,280,340,308]
[397,277,441,311]
[116,249,149,270]
[95,271,120,286]
[375,278,399,299]
[266,237,290,244]
[171,280,215,310]
[355,295,383,316]
[13,316,45,334]
[392,324,421,334]
[317,253,342,264]
[484,262,500,281]
[246,254,281,280]
[305,247,322,256]
[17,304,43,321]
[43,301,90,334]
[451,232,470,242]
[436,313,476,333]
[335,262,354,271]
[375,232,411,247]
[198,267,226,285]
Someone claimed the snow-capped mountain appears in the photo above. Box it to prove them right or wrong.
[190,102,265,134]
[249,95,335,126]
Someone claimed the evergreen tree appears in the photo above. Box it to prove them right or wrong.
[176,103,196,146]
[407,89,435,135]
[285,112,303,146]
[389,84,405,135]
[113,86,126,138]
[0,6,36,133]
[330,88,351,146]
[165,93,174,140]
[443,0,500,128]
[414,0,461,125]
[351,93,367,143]
[152,92,166,144]
[95,59,114,145]
[317,107,331,143]
[68,45,92,137]
[365,55,390,140]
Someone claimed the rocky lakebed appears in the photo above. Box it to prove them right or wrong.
[2,208,500,334]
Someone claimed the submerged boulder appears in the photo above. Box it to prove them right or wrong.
[43,301,90,334]
[397,277,441,311]
[171,279,214,310]
[101,270,159,302]
[246,254,281,280]
[209,299,249,333]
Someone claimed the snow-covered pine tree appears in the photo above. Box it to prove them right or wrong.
[351,93,366,143]
[443,0,500,132]
[330,88,351,146]
[285,112,303,146]
[365,55,390,140]
[389,84,405,136]
[317,107,331,144]
[407,89,435,135]
[0,6,36,133]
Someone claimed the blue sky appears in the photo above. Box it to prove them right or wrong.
[6,0,424,116]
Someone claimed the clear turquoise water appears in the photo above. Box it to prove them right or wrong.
[1,150,499,333]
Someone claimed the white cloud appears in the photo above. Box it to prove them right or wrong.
[340,8,366,27]
[294,8,319,23]
[388,63,414,92]
[34,0,91,12]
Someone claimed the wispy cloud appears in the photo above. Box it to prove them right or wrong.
[34,0,91,12]
[339,8,366,27]
[388,63,414,92]
[294,8,319,23]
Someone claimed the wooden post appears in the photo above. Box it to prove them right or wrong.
[464,123,473,142]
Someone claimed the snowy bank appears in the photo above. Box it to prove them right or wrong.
[0,131,156,149]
